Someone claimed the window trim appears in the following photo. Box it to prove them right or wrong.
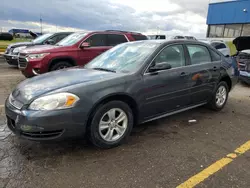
[79,33,129,48]
[144,43,187,75]
[185,44,212,66]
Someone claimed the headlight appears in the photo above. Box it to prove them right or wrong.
[27,53,50,60]
[13,46,27,54]
[29,92,79,111]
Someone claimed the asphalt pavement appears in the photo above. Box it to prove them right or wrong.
[0,58,250,188]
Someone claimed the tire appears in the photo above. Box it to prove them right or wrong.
[88,101,134,149]
[208,81,229,111]
[50,61,72,71]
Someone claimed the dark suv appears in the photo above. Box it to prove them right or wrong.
[4,32,72,66]
[6,40,238,148]
[18,30,148,77]
[233,36,250,84]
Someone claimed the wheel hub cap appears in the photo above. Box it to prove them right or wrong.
[98,108,128,142]
[215,85,227,107]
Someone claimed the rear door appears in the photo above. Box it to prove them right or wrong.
[185,44,221,105]
[142,44,191,119]
[78,34,109,65]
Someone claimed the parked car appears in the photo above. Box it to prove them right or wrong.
[18,30,148,78]
[6,40,238,148]
[3,32,72,66]
[147,35,166,40]
[199,39,230,57]
[0,32,13,41]
[233,36,250,84]
[185,36,197,40]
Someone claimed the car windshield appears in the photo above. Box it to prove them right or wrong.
[85,41,159,73]
[57,33,87,46]
[32,33,53,44]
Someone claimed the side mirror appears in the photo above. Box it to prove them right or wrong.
[149,62,172,72]
[80,42,90,49]
[46,39,55,45]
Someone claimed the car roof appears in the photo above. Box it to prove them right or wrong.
[73,30,145,35]
[128,39,213,47]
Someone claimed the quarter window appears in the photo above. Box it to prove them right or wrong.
[85,34,107,47]
[107,34,127,46]
[154,45,185,68]
[187,45,211,65]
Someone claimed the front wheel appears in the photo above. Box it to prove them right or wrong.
[208,81,229,111]
[88,101,134,149]
[50,61,72,71]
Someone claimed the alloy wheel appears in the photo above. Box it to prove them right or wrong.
[98,108,128,142]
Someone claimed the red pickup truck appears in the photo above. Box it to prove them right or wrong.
[18,30,148,78]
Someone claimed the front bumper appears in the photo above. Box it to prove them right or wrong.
[19,58,48,78]
[5,99,87,141]
[239,71,250,84]
[3,54,18,66]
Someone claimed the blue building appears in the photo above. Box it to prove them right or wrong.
[207,0,250,38]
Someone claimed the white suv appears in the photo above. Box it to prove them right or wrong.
[199,40,230,57]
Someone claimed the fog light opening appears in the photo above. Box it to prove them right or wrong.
[32,68,41,75]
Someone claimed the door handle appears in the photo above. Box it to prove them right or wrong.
[213,66,217,71]
[180,72,187,77]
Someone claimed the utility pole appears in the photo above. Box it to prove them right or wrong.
[40,14,43,34]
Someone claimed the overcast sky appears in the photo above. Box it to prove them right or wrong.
[1,0,209,38]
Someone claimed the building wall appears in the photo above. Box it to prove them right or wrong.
[207,0,250,25]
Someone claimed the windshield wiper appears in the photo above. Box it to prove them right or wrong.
[93,68,116,73]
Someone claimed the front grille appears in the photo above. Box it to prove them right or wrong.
[9,94,23,110]
[21,130,63,138]
[247,64,250,72]
[238,62,246,71]
[18,56,28,68]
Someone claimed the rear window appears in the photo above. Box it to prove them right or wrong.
[131,34,148,41]
[211,42,226,50]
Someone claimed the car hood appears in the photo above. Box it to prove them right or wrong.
[233,36,250,51]
[8,42,33,48]
[21,45,60,54]
[12,68,124,104]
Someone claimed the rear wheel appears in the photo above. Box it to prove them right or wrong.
[50,61,72,71]
[88,101,134,149]
[208,81,229,111]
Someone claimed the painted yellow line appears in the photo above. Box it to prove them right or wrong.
[177,140,250,188]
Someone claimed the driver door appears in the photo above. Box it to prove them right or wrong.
[78,34,111,65]
[142,44,191,119]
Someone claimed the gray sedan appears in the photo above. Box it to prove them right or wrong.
[5,40,238,148]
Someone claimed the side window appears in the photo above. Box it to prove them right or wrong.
[54,34,69,43]
[131,34,148,41]
[211,42,226,50]
[85,34,107,47]
[210,50,222,61]
[107,34,127,46]
[154,45,185,68]
[49,35,60,42]
[187,45,211,65]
